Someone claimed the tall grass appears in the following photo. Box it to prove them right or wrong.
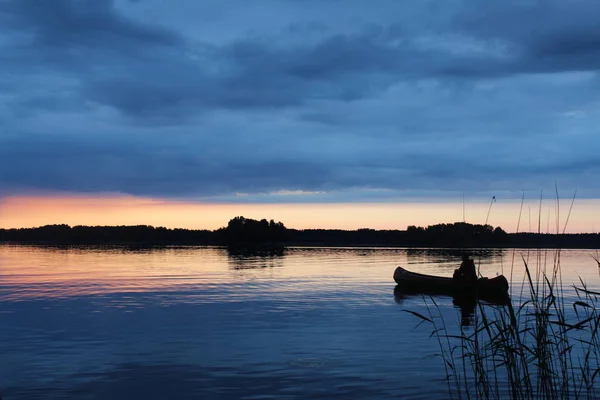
[411,250,600,399]
[410,192,600,399]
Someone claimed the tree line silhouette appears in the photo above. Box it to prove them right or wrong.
[1,217,599,248]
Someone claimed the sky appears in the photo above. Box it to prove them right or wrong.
[1,0,599,231]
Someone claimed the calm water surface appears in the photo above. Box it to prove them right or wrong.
[1,245,599,399]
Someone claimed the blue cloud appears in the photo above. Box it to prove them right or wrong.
[1,0,599,200]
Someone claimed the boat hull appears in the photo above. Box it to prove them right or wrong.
[393,266,509,303]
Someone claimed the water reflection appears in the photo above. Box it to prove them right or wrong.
[2,361,424,400]
[2,245,600,399]
[0,245,232,300]
[2,243,190,253]
[393,285,510,327]
[226,246,285,270]
[405,248,505,262]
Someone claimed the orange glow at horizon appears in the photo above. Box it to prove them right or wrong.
[1,194,600,233]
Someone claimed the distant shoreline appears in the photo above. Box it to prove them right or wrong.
[1,219,599,249]
[1,242,599,250]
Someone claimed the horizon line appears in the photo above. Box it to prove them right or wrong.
[1,221,597,235]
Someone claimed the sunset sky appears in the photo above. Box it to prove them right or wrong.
[1,1,599,232]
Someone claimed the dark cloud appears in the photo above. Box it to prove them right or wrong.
[1,0,181,50]
[0,0,599,201]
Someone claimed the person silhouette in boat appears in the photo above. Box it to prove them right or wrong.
[453,253,477,284]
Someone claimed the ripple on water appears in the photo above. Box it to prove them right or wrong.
[1,246,599,399]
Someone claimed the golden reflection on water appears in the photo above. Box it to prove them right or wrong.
[0,246,228,299]
[1,245,599,301]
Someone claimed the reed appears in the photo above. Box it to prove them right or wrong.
[409,190,599,399]
[409,249,600,399]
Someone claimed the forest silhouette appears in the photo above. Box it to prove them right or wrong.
[1,216,599,248]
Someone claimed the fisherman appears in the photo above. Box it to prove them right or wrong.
[453,253,477,284]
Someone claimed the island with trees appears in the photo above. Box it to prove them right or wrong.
[1,216,599,248]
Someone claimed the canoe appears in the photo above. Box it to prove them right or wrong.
[393,266,509,302]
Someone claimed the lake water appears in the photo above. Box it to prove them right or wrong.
[1,245,599,399]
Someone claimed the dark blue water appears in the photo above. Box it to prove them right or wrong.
[1,246,598,399]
